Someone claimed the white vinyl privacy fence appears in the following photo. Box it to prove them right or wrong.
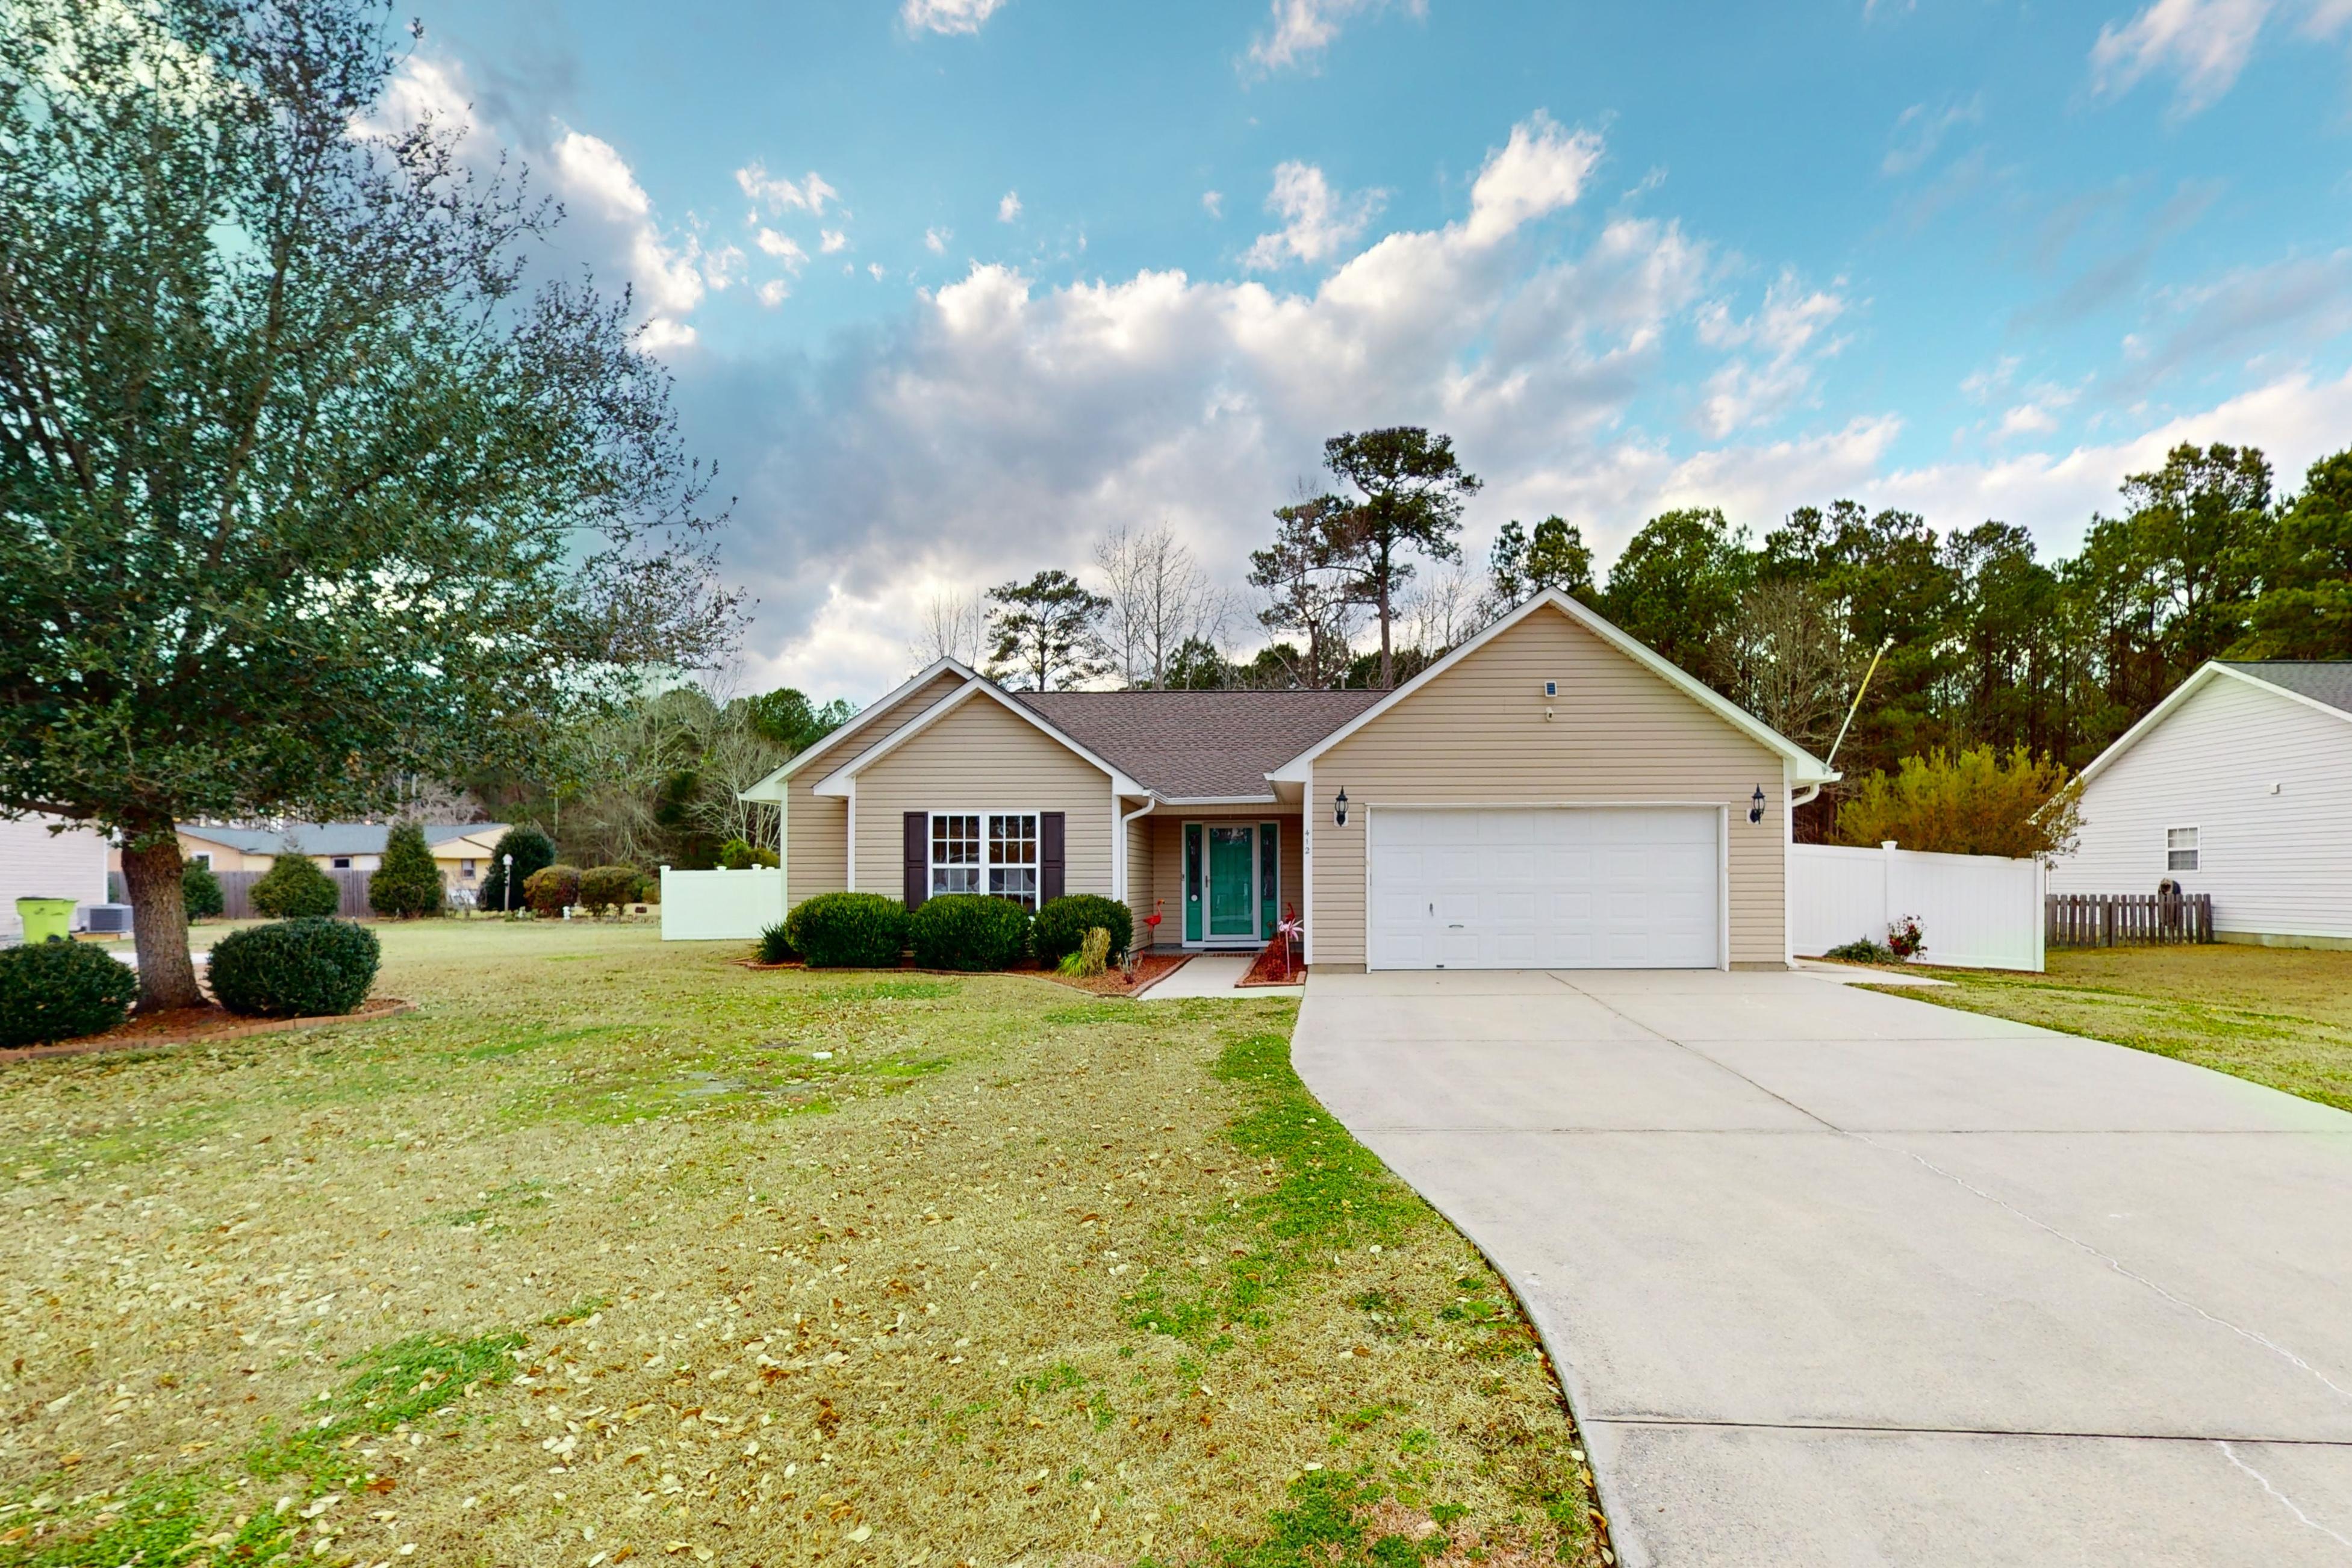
[1790,842,2046,971]
[659,866,785,941]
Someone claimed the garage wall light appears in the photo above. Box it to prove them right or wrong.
[1749,786,1767,824]
[1334,787,1349,827]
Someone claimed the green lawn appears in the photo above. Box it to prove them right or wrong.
[0,922,1601,1567]
[1896,943,2352,1112]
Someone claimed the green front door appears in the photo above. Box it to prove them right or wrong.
[1207,825,1257,939]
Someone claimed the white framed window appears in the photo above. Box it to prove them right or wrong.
[190,852,211,870]
[988,812,1039,908]
[331,856,352,870]
[2166,826,2200,873]
[931,813,982,896]
[928,810,1040,906]
[460,858,478,879]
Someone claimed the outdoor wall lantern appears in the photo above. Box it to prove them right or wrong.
[1748,786,1767,824]
[1334,786,1349,828]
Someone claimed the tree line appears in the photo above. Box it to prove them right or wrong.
[938,428,2351,819]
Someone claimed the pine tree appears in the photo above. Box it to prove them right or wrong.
[369,824,445,918]
[250,853,342,919]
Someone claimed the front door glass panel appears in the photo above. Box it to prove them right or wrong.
[1208,826,1256,937]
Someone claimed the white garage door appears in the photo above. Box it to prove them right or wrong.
[1368,807,1722,969]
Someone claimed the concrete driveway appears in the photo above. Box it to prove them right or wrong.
[1293,968,2352,1566]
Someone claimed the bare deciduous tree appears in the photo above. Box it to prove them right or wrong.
[910,589,988,670]
[1094,523,1230,688]
[1708,579,1854,750]
[1400,559,1486,657]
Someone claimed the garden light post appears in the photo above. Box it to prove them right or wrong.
[502,853,512,915]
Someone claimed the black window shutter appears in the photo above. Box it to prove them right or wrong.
[1039,812,1065,903]
[903,812,927,909]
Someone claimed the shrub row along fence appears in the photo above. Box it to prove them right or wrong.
[214,868,373,920]
[2045,892,2214,948]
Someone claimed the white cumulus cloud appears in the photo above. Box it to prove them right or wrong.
[1242,163,1383,269]
[735,161,840,217]
[924,226,951,255]
[1691,272,1850,437]
[757,228,810,272]
[1248,0,1423,72]
[2089,0,2273,114]
[550,129,709,347]
[903,0,1009,36]
[998,190,1022,223]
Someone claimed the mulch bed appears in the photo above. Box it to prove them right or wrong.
[0,996,414,1063]
[742,951,1193,998]
[1040,950,1189,997]
[1237,938,1307,987]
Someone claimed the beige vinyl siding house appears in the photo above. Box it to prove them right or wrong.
[782,668,967,908]
[1296,602,1795,968]
[849,694,1115,898]
[744,594,1835,969]
[2047,661,2352,944]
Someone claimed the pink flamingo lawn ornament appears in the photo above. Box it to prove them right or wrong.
[1133,898,1164,980]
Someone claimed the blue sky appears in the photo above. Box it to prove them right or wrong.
[405,0,2352,701]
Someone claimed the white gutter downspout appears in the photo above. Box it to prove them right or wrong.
[1116,794,1159,907]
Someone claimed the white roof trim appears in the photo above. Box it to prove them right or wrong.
[810,677,1143,797]
[1266,589,1838,785]
[736,657,981,803]
[2074,661,2352,788]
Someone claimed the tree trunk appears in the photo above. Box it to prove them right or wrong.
[1378,577,1394,689]
[120,830,205,1012]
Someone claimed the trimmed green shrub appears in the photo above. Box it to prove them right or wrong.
[249,852,341,919]
[1034,894,1134,966]
[207,918,380,1018]
[579,865,640,916]
[369,823,446,918]
[718,838,777,869]
[478,826,555,913]
[784,892,909,969]
[521,863,581,916]
[181,862,225,920]
[0,938,138,1046]
[909,894,1030,971]
[754,921,796,965]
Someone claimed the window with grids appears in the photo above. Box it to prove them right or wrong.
[2166,826,2199,872]
[930,814,982,896]
[988,813,1040,907]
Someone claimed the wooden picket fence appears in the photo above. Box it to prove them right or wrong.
[216,868,374,920]
[2045,892,2214,948]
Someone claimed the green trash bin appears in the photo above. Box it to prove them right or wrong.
[15,897,77,945]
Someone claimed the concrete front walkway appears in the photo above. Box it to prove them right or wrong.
[1293,968,2352,1566]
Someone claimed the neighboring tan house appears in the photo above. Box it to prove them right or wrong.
[740,591,1839,971]
[2047,661,2352,947]
[1,814,111,940]
[172,823,511,897]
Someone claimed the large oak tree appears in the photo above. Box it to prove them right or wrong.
[0,0,742,1009]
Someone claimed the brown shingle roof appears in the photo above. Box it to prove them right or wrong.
[1012,688,1384,798]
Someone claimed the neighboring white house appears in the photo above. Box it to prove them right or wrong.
[1,814,112,941]
[2047,661,2352,946]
